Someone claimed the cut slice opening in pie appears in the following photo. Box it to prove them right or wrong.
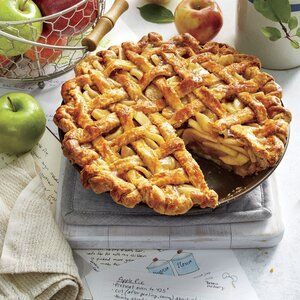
[54,32,291,215]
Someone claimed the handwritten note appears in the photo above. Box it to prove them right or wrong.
[0,152,17,170]
[31,129,61,212]
[76,249,160,271]
[87,269,202,300]
[0,129,61,213]
[75,249,160,300]
[84,250,259,300]
[86,267,258,300]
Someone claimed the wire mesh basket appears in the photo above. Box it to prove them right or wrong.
[0,0,128,88]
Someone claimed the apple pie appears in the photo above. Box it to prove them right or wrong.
[54,32,291,215]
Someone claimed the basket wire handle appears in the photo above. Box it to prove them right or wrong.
[82,0,129,51]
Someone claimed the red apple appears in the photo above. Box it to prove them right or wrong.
[33,0,98,36]
[25,29,68,64]
[174,0,223,44]
[0,55,10,68]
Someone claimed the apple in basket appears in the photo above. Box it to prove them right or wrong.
[25,28,68,64]
[174,0,223,44]
[0,55,10,69]
[0,0,43,57]
[33,0,99,36]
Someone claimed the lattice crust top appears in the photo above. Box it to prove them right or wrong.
[54,32,291,215]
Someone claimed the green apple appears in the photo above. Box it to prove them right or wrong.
[0,0,43,57]
[0,92,46,154]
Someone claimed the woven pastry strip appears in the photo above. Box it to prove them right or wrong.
[54,33,291,215]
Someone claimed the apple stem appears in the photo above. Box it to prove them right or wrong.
[20,0,29,11]
[7,97,16,112]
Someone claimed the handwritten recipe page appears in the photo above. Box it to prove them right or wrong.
[75,249,258,300]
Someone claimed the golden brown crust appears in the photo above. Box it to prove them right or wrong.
[54,32,291,215]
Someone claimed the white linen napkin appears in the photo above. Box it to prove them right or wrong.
[0,153,83,299]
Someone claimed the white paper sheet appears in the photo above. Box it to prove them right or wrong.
[76,249,160,271]
[74,249,161,300]
[75,249,258,300]
[31,129,61,212]
[0,129,61,212]
[84,250,258,300]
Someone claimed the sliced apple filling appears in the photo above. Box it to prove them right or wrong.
[140,78,262,176]
[181,117,252,174]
